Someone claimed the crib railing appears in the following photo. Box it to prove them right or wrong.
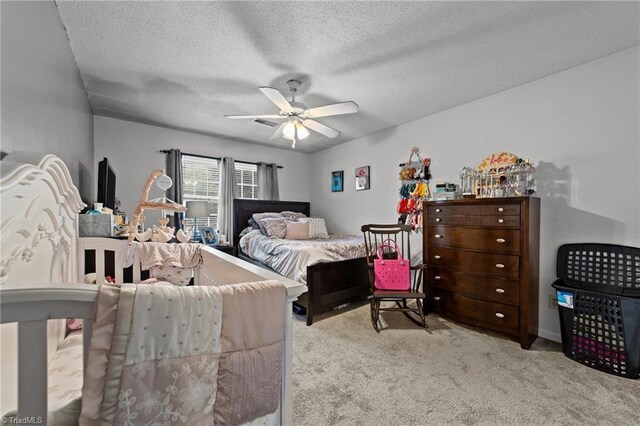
[78,237,143,284]
[0,283,97,421]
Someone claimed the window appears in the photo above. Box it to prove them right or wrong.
[181,155,258,228]
[182,155,219,228]
[236,163,258,199]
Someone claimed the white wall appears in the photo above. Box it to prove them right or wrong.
[0,0,94,202]
[0,0,94,414]
[310,45,640,342]
[94,116,312,224]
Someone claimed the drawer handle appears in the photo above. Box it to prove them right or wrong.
[436,218,441,222]
[435,208,442,213]
[434,275,442,280]
[498,207,504,212]
[434,255,442,260]
[433,296,441,301]
[496,238,506,243]
[495,313,505,319]
[496,263,505,269]
[498,218,504,223]
[495,288,505,294]
[435,234,443,239]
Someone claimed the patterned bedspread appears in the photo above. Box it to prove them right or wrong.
[239,230,367,284]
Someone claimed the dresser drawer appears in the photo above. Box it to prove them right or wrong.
[428,205,483,216]
[427,226,520,253]
[427,215,520,228]
[427,247,520,280]
[482,204,521,216]
[429,289,520,331]
[428,268,520,305]
[428,203,520,217]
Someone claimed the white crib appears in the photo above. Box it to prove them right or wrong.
[0,152,306,425]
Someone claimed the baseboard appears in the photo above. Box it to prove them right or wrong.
[538,328,561,343]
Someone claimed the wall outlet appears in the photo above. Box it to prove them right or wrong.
[548,294,558,310]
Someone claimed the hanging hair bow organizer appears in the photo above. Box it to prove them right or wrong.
[397,147,432,232]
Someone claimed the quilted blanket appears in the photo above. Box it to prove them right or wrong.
[79,280,286,426]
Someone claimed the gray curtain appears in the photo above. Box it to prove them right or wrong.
[165,149,183,229]
[258,163,280,201]
[217,157,237,244]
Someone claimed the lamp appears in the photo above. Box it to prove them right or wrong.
[185,200,210,241]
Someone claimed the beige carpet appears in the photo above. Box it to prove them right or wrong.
[291,304,639,426]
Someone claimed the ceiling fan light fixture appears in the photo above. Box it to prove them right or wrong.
[283,120,309,140]
[296,123,309,139]
[225,80,358,149]
[283,121,296,139]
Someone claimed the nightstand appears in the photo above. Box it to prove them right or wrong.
[211,244,236,256]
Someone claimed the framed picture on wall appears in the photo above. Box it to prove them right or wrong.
[331,170,344,192]
[355,166,370,191]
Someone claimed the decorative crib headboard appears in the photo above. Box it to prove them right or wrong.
[0,152,85,415]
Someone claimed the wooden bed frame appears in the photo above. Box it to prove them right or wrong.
[233,199,370,325]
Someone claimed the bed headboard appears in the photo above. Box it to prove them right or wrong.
[232,199,310,248]
[0,152,85,414]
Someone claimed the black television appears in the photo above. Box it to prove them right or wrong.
[97,157,116,210]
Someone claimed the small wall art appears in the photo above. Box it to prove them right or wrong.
[331,170,344,192]
[355,166,370,191]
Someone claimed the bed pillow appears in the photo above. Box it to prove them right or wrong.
[239,226,254,239]
[248,217,260,230]
[285,221,310,240]
[260,218,288,239]
[300,217,329,239]
[252,212,284,235]
[281,211,307,220]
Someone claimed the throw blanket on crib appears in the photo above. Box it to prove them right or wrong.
[135,242,203,271]
[80,280,286,426]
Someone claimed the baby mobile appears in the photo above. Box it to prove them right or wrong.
[397,147,432,232]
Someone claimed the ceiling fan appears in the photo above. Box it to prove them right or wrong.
[224,80,359,148]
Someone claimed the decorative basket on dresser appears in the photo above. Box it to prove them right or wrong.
[423,197,540,349]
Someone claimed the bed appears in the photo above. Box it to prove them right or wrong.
[233,199,370,325]
[0,152,306,424]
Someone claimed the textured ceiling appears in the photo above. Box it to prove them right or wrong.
[56,1,639,153]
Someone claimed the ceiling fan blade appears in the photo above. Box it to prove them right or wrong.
[302,119,341,139]
[224,114,283,119]
[304,101,359,118]
[270,122,287,140]
[259,87,293,112]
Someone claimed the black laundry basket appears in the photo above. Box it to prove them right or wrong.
[552,243,640,379]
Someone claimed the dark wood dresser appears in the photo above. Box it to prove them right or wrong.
[423,197,540,349]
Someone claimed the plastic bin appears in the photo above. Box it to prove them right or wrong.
[552,243,640,379]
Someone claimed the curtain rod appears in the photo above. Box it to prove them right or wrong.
[157,150,283,169]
